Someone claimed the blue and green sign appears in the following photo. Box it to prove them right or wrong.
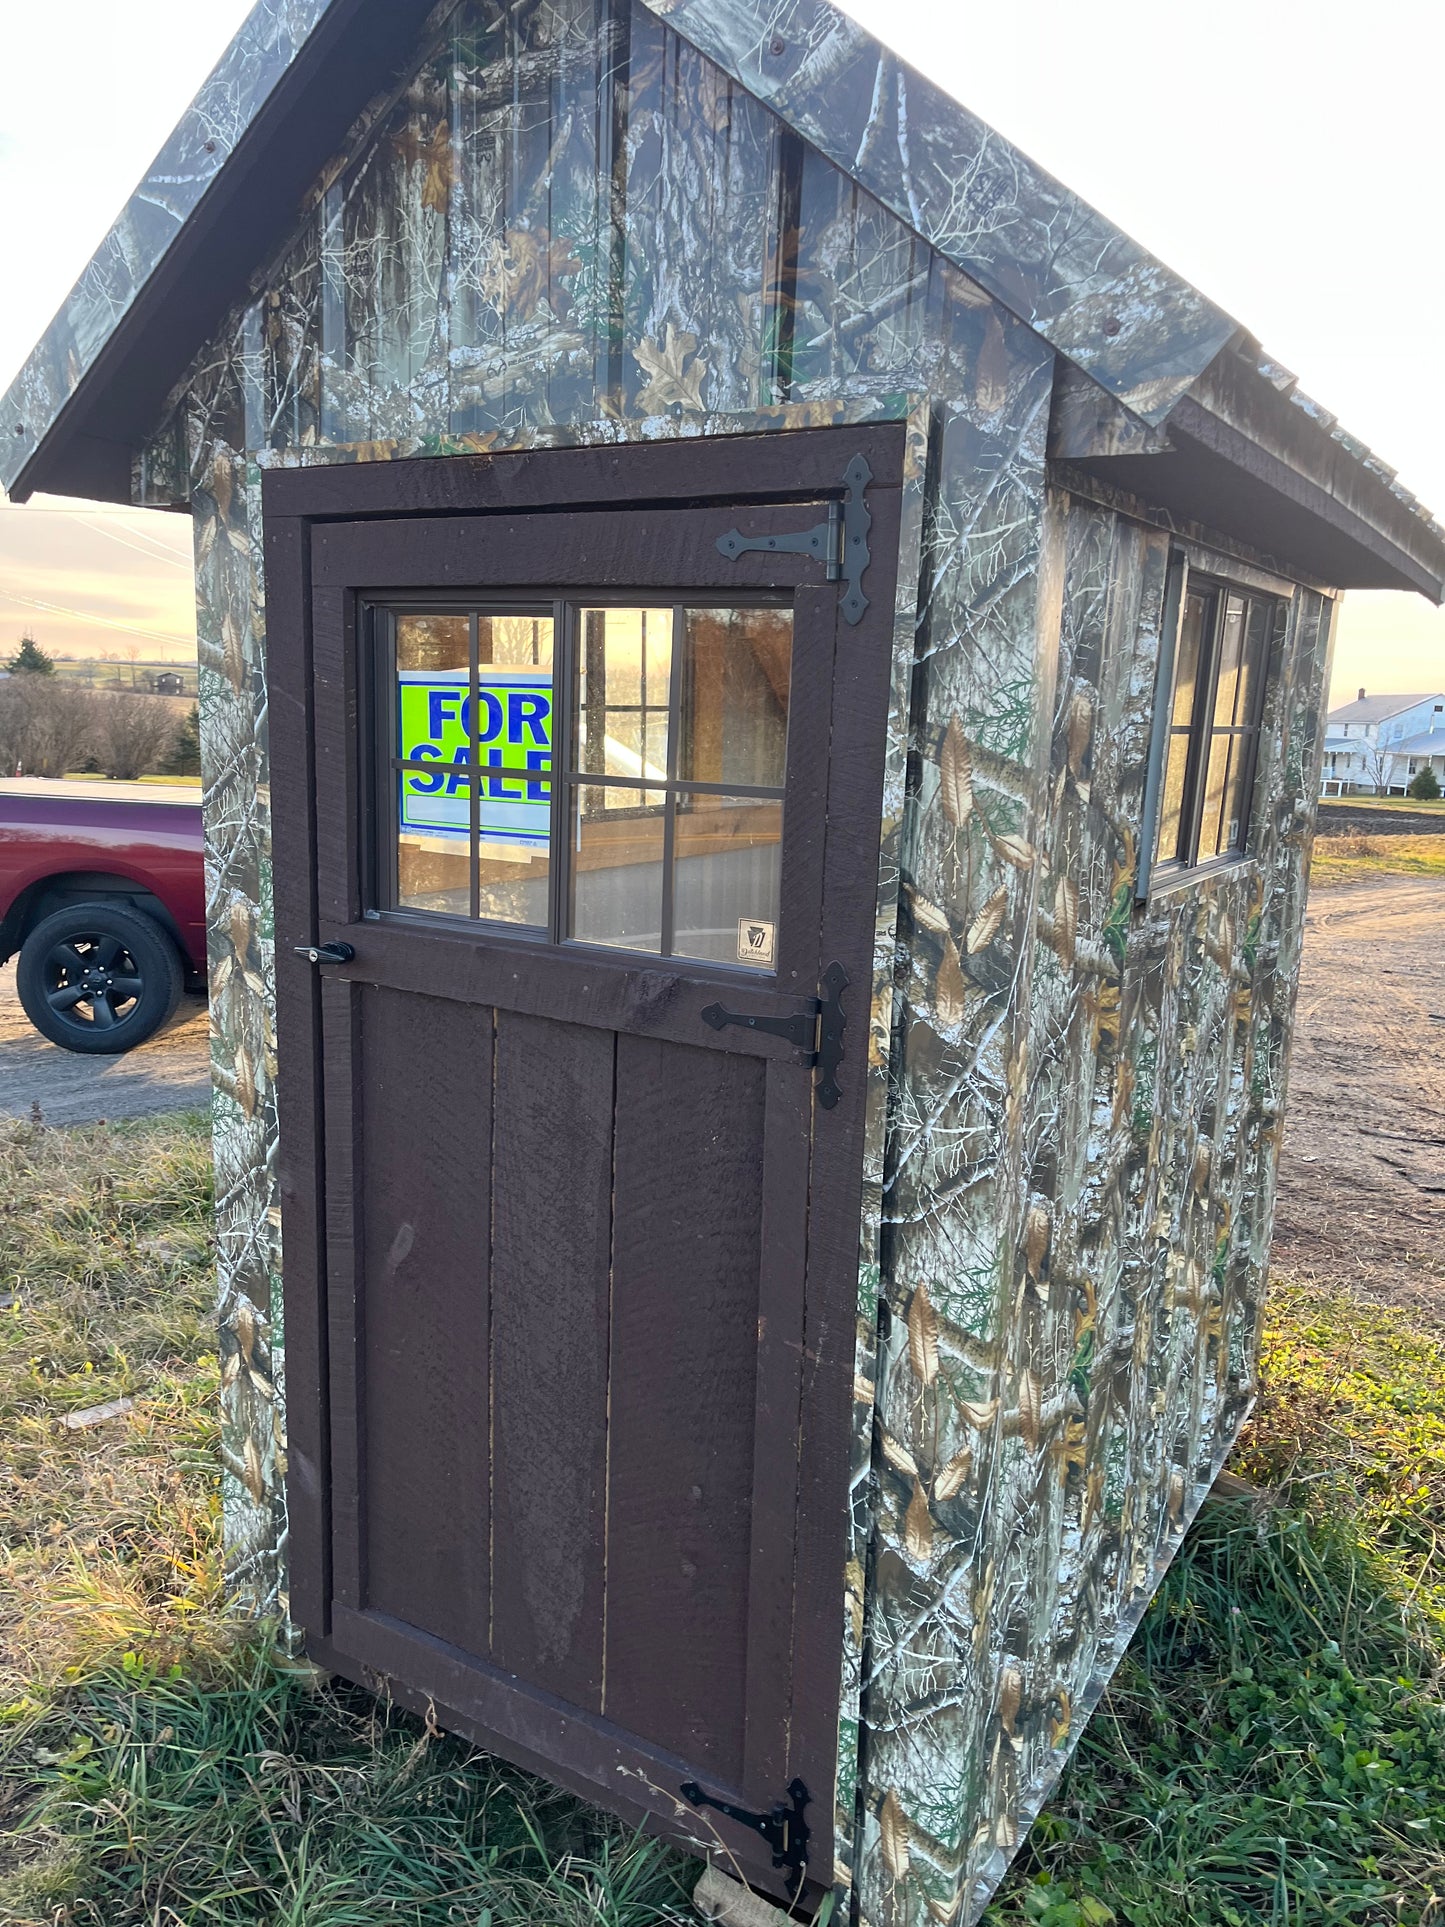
[398,668,552,846]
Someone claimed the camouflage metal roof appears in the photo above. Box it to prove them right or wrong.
[1249,351,1445,588]
[1,0,1243,497]
[646,0,1247,423]
[2,0,1442,597]
[1,0,335,499]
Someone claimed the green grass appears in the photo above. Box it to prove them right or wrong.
[1310,831,1445,885]
[0,1659,692,1924]
[985,1281,1445,1927]
[1318,797,1445,816]
[2,1115,1442,1925]
[0,1111,694,1926]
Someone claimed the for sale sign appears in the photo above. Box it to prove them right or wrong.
[397,668,552,847]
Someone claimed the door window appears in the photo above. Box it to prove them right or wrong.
[377,600,792,970]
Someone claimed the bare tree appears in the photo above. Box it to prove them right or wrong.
[0,683,27,777]
[93,693,181,781]
[1363,735,1399,797]
[0,678,99,778]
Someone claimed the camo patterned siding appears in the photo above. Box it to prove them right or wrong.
[641,0,1237,424]
[144,2,1332,1919]
[861,495,1333,1923]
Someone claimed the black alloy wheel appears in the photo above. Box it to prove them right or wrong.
[15,902,184,1055]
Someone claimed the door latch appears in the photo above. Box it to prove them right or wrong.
[715,452,873,624]
[680,1777,811,1901]
[293,942,355,966]
[699,962,849,1109]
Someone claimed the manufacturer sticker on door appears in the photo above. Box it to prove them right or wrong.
[737,919,776,967]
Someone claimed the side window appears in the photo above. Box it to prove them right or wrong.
[1146,562,1286,885]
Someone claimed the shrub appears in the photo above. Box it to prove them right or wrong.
[93,693,182,781]
[0,677,98,778]
[1408,764,1441,801]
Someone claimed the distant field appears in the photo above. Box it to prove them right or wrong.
[55,772,201,788]
[1321,794,1445,810]
[48,657,197,696]
[1311,829,1445,884]
[1316,797,1445,837]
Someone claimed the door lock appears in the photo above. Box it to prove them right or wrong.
[294,942,355,966]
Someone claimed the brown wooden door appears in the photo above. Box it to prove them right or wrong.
[266,427,903,1902]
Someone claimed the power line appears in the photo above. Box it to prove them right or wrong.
[0,587,193,651]
[0,504,189,518]
[75,514,192,571]
[0,500,193,567]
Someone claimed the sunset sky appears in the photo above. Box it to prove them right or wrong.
[1,0,1441,706]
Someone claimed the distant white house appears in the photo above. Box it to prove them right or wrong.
[1321,689,1445,795]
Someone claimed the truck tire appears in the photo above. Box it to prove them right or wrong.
[16,901,185,1055]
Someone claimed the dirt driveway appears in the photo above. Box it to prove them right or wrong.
[2,876,1438,1320]
[1274,873,1445,1326]
[0,962,210,1127]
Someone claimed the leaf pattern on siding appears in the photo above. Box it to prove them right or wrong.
[140,2,1335,1921]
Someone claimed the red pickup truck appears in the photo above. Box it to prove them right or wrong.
[0,780,206,1054]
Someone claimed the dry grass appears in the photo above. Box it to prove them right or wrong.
[4,1116,1443,1925]
[0,1111,229,1694]
[1310,831,1445,885]
[0,1112,696,1926]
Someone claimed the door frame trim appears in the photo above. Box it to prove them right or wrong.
[263,403,932,1906]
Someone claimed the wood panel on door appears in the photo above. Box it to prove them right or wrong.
[265,426,905,1901]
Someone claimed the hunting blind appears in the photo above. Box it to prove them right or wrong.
[5,0,1444,1919]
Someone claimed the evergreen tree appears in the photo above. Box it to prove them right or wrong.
[1408,764,1440,801]
[165,703,203,777]
[7,633,55,675]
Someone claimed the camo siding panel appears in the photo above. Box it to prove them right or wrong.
[149,2,1329,1916]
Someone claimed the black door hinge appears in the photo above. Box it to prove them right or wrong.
[716,452,873,624]
[700,1001,817,1051]
[699,962,848,1109]
[814,959,848,1110]
[680,1777,811,1901]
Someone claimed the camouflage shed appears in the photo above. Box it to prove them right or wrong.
[5,1,1444,1920]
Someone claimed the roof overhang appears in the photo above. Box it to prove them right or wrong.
[1,0,1247,504]
[3,0,1442,608]
[1051,358,1445,601]
[1,0,444,504]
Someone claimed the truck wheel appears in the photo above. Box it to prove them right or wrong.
[16,902,185,1055]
